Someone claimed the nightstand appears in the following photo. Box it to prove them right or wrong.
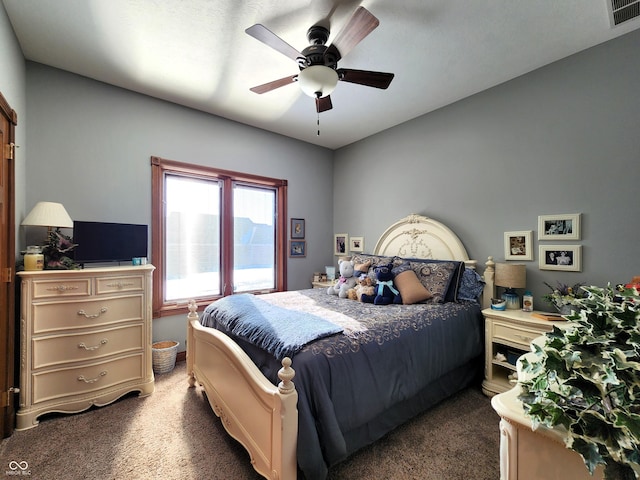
[311,280,335,289]
[482,308,564,397]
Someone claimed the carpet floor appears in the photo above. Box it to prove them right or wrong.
[0,362,500,479]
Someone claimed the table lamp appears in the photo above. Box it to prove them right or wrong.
[495,263,526,309]
[22,201,73,231]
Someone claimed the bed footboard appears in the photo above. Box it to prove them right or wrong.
[186,300,298,480]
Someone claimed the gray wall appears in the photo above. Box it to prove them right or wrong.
[22,63,334,348]
[333,28,640,308]
[0,3,27,247]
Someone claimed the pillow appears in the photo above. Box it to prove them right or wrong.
[401,257,465,302]
[353,260,371,274]
[409,261,457,304]
[458,268,485,303]
[394,270,433,304]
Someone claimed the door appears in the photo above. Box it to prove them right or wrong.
[0,91,17,438]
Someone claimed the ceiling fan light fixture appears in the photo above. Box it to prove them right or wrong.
[298,65,338,98]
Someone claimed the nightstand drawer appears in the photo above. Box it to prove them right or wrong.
[493,321,539,348]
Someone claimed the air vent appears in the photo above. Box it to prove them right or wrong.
[608,0,640,26]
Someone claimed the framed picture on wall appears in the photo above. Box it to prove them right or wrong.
[334,234,348,256]
[539,245,581,271]
[289,240,306,258]
[538,213,581,240]
[349,236,364,253]
[504,231,533,261]
[290,218,305,239]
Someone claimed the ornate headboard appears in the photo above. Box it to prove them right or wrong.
[373,214,477,269]
[372,214,494,308]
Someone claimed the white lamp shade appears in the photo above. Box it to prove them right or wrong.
[22,201,73,228]
[298,65,339,98]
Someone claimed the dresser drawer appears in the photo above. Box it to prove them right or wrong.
[493,321,539,348]
[96,274,145,295]
[32,324,144,369]
[32,295,144,334]
[31,278,92,299]
[32,353,145,404]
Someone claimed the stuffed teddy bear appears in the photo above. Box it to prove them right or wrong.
[361,263,402,305]
[346,274,375,301]
[346,288,358,301]
[327,259,357,298]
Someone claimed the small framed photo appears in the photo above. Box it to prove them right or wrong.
[289,240,306,258]
[539,245,581,271]
[334,233,348,256]
[538,214,581,240]
[349,236,364,253]
[290,218,305,239]
[504,231,533,261]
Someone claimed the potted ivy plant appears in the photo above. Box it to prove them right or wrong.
[518,284,640,479]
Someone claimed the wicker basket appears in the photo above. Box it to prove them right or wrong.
[152,340,179,374]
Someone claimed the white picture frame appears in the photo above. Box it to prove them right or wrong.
[538,213,581,240]
[504,230,533,261]
[349,236,364,253]
[539,245,582,271]
[334,233,348,256]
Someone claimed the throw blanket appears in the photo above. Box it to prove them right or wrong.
[205,294,343,360]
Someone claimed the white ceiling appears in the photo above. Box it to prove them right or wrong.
[3,0,640,150]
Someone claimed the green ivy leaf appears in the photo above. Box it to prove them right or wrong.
[570,437,606,474]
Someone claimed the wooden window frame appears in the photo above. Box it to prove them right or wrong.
[151,156,287,317]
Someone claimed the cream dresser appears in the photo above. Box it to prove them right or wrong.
[16,265,155,430]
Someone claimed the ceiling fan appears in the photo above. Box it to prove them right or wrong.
[246,6,394,113]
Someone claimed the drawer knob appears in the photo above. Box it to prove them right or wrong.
[78,339,108,351]
[77,307,108,319]
[78,371,107,384]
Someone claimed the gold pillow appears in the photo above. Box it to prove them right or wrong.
[394,270,433,305]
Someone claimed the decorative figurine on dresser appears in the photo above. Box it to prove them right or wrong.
[16,265,155,429]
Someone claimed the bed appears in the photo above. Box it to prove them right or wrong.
[186,214,495,480]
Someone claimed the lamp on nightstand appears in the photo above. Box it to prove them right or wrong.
[495,263,526,309]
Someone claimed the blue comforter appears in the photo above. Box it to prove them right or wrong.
[200,289,483,480]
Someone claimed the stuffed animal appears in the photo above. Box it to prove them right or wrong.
[361,263,402,305]
[346,274,375,301]
[327,259,357,298]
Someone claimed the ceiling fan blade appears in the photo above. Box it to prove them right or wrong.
[316,95,333,113]
[245,24,304,62]
[337,69,394,89]
[250,75,298,94]
[326,7,379,61]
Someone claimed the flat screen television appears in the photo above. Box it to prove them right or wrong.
[73,221,148,265]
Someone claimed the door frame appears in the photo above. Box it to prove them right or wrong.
[0,90,18,438]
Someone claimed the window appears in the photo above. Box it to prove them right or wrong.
[151,157,287,317]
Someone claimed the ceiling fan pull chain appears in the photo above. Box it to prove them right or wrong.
[316,94,321,136]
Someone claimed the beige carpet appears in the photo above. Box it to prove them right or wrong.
[0,362,500,479]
